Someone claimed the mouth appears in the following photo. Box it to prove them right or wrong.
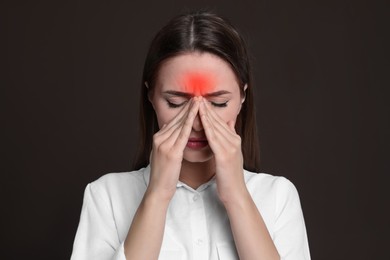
[186,138,209,149]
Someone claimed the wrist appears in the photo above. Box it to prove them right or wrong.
[144,185,175,205]
[220,186,252,210]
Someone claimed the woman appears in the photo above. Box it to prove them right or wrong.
[71,11,310,260]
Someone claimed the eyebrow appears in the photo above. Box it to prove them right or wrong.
[163,90,232,98]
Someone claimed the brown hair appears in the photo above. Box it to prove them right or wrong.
[133,11,260,172]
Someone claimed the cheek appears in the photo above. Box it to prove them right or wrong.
[154,104,179,128]
[213,104,240,124]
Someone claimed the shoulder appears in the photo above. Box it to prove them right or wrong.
[86,166,149,200]
[244,170,296,193]
[243,170,300,207]
[243,170,304,229]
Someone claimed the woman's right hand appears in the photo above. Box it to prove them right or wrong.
[147,97,200,201]
[124,98,200,259]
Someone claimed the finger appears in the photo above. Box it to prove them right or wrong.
[162,98,199,148]
[160,99,192,132]
[199,100,225,152]
[201,100,242,160]
[153,99,193,150]
[201,98,236,141]
[202,98,235,136]
[157,97,199,149]
[156,98,196,147]
[174,96,201,148]
[200,101,243,164]
[156,99,193,137]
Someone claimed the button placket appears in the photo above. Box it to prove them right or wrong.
[190,192,209,259]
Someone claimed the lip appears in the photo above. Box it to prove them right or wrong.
[186,138,209,149]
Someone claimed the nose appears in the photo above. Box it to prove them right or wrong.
[192,112,203,132]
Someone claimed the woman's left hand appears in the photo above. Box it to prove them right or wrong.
[199,97,247,204]
[200,97,280,260]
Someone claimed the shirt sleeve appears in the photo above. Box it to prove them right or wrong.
[273,178,311,260]
[71,183,126,260]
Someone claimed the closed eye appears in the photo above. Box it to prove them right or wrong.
[166,100,228,108]
[210,101,228,107]
[166,100,187,108]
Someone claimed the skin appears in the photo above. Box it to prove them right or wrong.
[124,52,280,260]
[150,52,245,189]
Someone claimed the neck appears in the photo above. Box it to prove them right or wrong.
[179,158,215,189]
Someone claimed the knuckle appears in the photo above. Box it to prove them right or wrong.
[233,136,241,146]
[230,147,239,155]
[152,134,160,143]
[157,142,170,154]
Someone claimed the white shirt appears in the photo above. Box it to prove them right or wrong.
[71,165,310,260]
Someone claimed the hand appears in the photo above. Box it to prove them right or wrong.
[199,97,247,204]
[147,97,200,201]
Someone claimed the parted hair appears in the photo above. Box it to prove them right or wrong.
[133,11,260,172]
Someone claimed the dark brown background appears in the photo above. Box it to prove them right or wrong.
[2,0,388,259]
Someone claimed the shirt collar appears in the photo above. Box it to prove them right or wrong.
[142,164,216,191]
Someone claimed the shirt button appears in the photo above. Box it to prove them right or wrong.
[195,238,204,246]
[193,194,199,201]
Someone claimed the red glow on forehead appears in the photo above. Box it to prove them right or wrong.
[181,72,216,95]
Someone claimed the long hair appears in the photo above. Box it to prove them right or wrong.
[133,11,260,172]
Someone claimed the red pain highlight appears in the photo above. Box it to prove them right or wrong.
[181,72,216,95]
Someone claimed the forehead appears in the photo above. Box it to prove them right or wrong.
[156,52,240,95]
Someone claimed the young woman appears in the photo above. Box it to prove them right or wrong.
[71,11,310,260]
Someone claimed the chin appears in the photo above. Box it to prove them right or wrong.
[183,148,214,163]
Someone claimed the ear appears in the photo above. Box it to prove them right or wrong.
[237,84,248,114]
[241,84,248,104]
[145,81,153,103]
